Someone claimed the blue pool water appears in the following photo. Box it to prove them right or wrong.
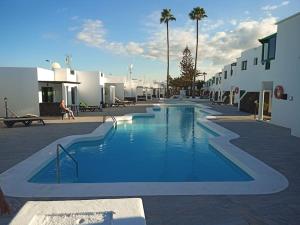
[30,106,253,183]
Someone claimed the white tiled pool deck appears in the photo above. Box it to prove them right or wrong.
[0,103,288,197]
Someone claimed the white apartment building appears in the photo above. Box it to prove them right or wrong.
[0,64,166,117]
[0,66,80,117]
[205,12,300,137]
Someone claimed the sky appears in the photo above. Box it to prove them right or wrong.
[0,0,299,81]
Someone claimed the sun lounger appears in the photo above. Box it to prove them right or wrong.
[211,99,224,105]
[79,102,101,112]
[79,105,101,112]
[114,97,134,106]
[2,115,45,128]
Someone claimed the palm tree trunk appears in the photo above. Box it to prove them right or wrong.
[167,22,170,97]
[193,19,199,98]
[166,21,169,98]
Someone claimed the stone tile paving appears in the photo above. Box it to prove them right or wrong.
[1,102,300,225]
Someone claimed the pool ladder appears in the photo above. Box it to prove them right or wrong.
[56,144,79,183]
[105,115,117,127]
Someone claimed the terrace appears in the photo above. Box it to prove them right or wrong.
[0,101,299,225]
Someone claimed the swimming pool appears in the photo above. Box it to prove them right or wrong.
[30,106,253,183]
[0,103,288,197]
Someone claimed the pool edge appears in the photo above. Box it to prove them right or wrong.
[0,102,289,197]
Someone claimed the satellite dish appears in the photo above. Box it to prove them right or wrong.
[51,62,61,70]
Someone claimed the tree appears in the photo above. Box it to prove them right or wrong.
[189,7,207,98]
[160,9,176,98]
[180,46,194,95]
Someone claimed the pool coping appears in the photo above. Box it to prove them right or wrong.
[0,102,288,197]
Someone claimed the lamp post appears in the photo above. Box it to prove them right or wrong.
[4,97,8,118]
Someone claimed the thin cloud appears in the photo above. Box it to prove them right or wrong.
[70,16,79,20]
[76,19,106,47]
[261,1,290,11]
[75,15,277,77]
[76,19,144,56]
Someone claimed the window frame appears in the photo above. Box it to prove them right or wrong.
[41,87,54,103]
[253,57,258,65]
[241,60,247,70]
[260,33,277,62]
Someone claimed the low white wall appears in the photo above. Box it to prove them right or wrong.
[77,71,102,106]
[37,68,55,81]
[0,67,39,117]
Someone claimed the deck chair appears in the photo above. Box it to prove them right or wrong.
[2,114,45,128]
[1,104,45,127]
[79,101,101,112]
[114,97,134,106]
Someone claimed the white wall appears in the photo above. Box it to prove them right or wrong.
[54,68,77,82]
[37,68,55,81]
[104,75,125,100]
[0,67,39,117]
[63,83,79,106]
[105,83,124,100]
[270,13,300,137]
[232,47,273,92]
[77,71,102,106]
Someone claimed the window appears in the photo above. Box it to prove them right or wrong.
[268,36,276,60]
[241,61,247,70]
[219,77,221,84]
[212,77,215,84]
[216,78,218,85]
[70,70,75,75]
[260,33,277,62]
[265,61,271,70]
[263,43,269,61]
[41,87,54,103]
[253,57,258,65]
[230,62,236,76]
[71,87,76,104]
[224,71,227,79]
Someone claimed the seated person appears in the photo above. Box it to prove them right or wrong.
[59,100,75,119]
[0,187,10,215]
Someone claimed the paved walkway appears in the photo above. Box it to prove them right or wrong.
[1,102,300,225]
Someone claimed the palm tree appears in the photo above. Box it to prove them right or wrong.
[160,9,176,98]
[189,7,207,98]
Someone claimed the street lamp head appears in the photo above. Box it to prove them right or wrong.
[4,97,7,102]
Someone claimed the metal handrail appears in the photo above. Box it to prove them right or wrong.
[111,115,117,124]
[104,115,117,125]
[56,144,79,183]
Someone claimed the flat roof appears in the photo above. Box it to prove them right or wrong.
[38,80,80,84]
[276,11,300,25]
[258,33,277,43]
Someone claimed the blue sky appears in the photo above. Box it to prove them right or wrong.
[0,0,299,80]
